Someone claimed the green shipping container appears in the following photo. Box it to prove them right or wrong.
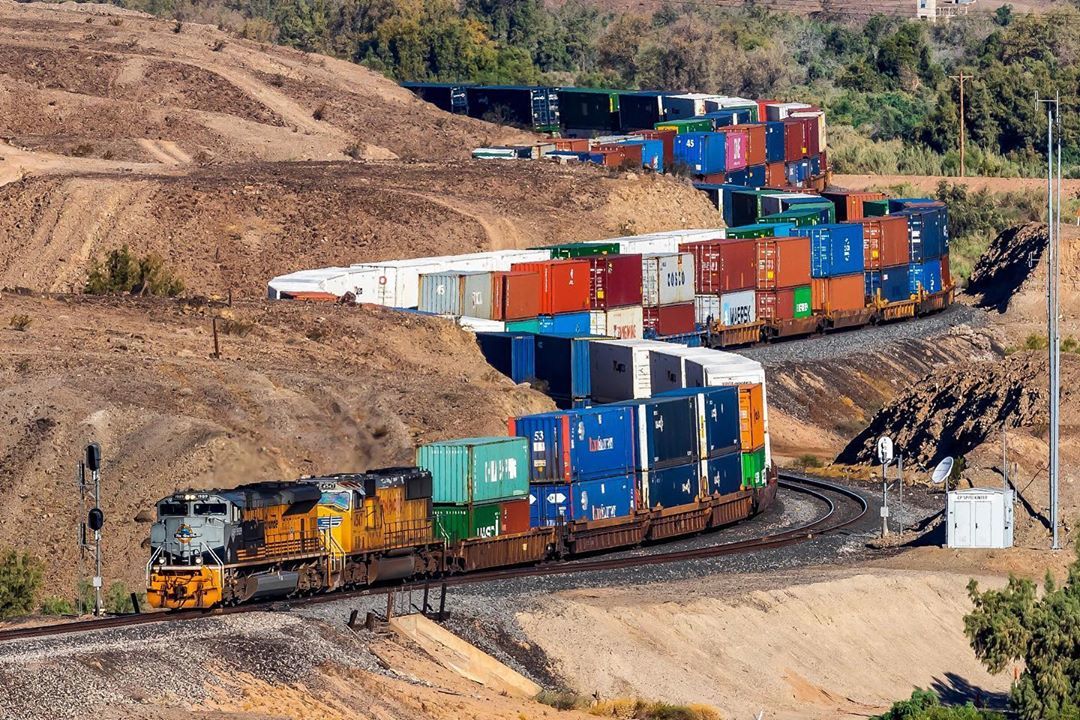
[741,448,766,489]
[792,285,813,319]
[864,199,890,217]
[505,318,540,333]
[433,503,501,543]
[726,225,776,240]
[417,437,529,505]
[655,118,713,134]
[537,242,620,259]
[760,207,823,228]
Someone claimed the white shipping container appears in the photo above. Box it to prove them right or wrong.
[686,355,771,468]
[665,93,717,120]
[648,346,723,395]
[765,102,812,121]
[457,316,506,332]
[589,306,644,339]
[268,266,353,300]
[694,295,721,325]
[720,289,756,326]
[642,253,695,307]
[589,339,668,403]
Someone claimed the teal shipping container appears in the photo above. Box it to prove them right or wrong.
[417,437,529,505]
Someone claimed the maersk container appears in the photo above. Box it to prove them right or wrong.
[909,259,943,294]
[798,224,865,278]
[765,121,786,163]
[417,437,529,505]
[642,253,695,307]
[656,385,741,460]
[529,474,635,526]
[589,306,644,339]
[707,450,744,495]
[720,289,756,326]
[865,264,911,303]
[642,462,700,508]
[616,395,698,471]
[589,339,668,402]
[741,447,767,489]
[537,312,591,335]
[475,332,535,383]
[509,405,635,484]
[533,334,596,402]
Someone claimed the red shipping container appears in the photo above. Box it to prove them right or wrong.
[800,116,820,157]
[499,498,531,535]
[643,302,696,336]
[631,129,676,169]
[755,236,811,290]
[859,216,909,270]
[554,138,590,153]
[820,150,828,175]
[678,238,756,294]
[596,142,642,168]
[766,162,786,188]
[941,255,952,288]
[822,191,886,222]
[592,148,627,167]
[783,119,807,161]
[511,259,590,315]
[811,274,866,312]
[492,271,542,320]
[744,124,767,166]
[756,287,801,322]
[589,254,643,309]
[700,172,726,184]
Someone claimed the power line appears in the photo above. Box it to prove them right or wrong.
[951,71,974,177]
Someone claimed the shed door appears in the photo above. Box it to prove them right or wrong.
[974,501,993,547]
[953,500,971,547]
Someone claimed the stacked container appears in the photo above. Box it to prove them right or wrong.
[589,338,669,402]
[754,236,812,324]
[795,224,866,313]
[678,237,757,328]
[509,258,591,331]
[474,332,536,384]
[532,333,601,408]
[641,253,696,337]
[892,201,950,295]
[860,215,912,303]
[584,254,644,339]
[417,437,531,543]
[673,132,747,175]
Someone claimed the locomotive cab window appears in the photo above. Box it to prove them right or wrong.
[158,502,187,517]
[193,502,227,516]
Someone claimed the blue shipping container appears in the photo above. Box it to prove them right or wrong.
[865,264,911,302]
[759,221,798,236]
[475,332,535,383]
[706,451,743,495]
[726,167,750,186]
[674,132,732,175]
[533,333,596,403]
[656,386,741,459]
[888,197,935,212]
[810,155,821,177]
[798,224,865,277]
[909,259,943,294]
[537,312,591,335]
[510,405,635,483]
[784,162,800,186]
[529,474,635,526]
[616,395,698,470]
[765,122,786,163]
[896,206,947,262]
[643,462,700,508]
[747,164,766,187]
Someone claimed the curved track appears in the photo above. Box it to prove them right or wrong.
[0,474,867,644]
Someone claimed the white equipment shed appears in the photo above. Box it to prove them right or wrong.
[947,488,1014,549]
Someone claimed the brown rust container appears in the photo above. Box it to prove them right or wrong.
[783,119,806,161]
[643,302,696,336]
[596,142,642,168]
[811,273,866,312]
[755,236,811,290]
[745,124,767,166]
[699,172,726,184]
[554,138,590,153]
[511,259,590,315]
[589,254,643,309]
[860,215,910,269]
[800,116,820,157]
[499,498,531,535]
[678,238,756,294]
[492,270,542,320]
[822,190,886,222]
[941,254,952,288]
[766,162,786,188]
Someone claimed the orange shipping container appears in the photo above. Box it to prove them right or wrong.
[860,215,909,270]
[745,124,767,166]
[822,190,886,222]
[700,172,726,184]
[811,274,866,313]
[766,162,786,188]
[756,236,811,290]
[554,138,590,153]
[510,259,590,315]
[941,255,952,288]
[492,270,542,320]
[738,384,766,451]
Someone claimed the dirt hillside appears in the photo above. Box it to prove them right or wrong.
[0,292,554,595]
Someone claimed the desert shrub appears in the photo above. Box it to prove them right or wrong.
[40,596,74,616]
[1024,334,1049,351]
[312,103,327,121]
[536,690,590,711]
[9,314,31,331]
[872,688,999,719]
[211,38,227,51]
[0,550,43,620]
[219,316,255,336]
[85,246,184,297]
[795,454,823,469]
[105,582,135,614]
[589,698,721,720]
[107,17,123,26]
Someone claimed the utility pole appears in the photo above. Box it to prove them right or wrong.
[951,72,973,177]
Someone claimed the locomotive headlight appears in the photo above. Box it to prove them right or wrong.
[195,556,203,565]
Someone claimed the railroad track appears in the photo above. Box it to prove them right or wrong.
[0,474,866,644]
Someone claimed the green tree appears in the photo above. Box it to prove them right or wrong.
[0,550,43,620]
[965,550,1080,719]
[85,246,184,297]
[872,689,999,719]
[994,4,1013,26]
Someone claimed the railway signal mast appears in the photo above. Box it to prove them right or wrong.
[77,443,106,614]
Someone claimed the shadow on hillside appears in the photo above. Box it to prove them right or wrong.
[931,672,1010,710]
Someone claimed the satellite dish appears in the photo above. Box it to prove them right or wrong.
[877,436,894,465]
[932,457,955,485]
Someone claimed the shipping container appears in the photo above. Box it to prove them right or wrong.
[642,462,700,508]
[418,271,465,315]
[822,191,886,222]
[663,93,723,120]
[738,383,766,451]
[683,356,771,470]
[765,102,812,121]
[589,306,644,339]
[860,215,910,270]
[725,223,787,240]
[756,285,812,322]
[707,450,744,495]
[433,498,530,543]
[542,242,620,259]
[618,91,665,131]
[741,447,767,489]
[693,294,720,326]
[743,124,767,166]
[641,253,695,306]
[589,338,667,402]
[717,289,757,326]
[895,205,948,262]
[511,259,591,315]
[728,189,773,226]
[461,272,495,319]
[538,312,592,334]
[766,162,786,187]
[417,436,530,505]
[655,117,714,134]
[465,85,560,131]
[790,110,827,156]
[864,199,890,217]
[596,141,643,168]
[756,235,812,290]
[866,264,911,303]
[655,385,741,459]
[811,273,866,312]
[678,238,756,294]
[530,474,635,526]
[402,82,470,114]
[759,207,825,228]
[616,394,699,471]
[783,198,836,223]
[556,88,619,132]
[509,405,636,483]
[909,259,943,294]
[746,164,766,187]
[475,332,536,383]
[625,138,664,171]
[765,122,786,163]
[759,192,820,218]
[797,115,821,156]
[783,119,807,161]
[458,316,506,333]
[941,254,952,288]
[631,129,675,169]
[505,317,540,333]
[643,302,696,336]
[554,138,591,152]
[797,224,865,277]
[673,132,745,175]
[589,254,643,309]
[648,346,719,395]
[492,270,542,320]
[533,333,598,402]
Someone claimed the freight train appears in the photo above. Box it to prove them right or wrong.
[148,358,777,610]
